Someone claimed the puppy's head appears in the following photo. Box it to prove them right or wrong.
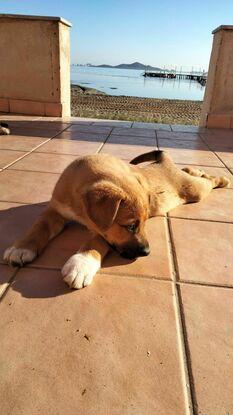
[82,180,150,259]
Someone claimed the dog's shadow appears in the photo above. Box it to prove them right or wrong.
[0,202,135,299]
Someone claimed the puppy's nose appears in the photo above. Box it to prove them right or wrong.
[137,244,150,257]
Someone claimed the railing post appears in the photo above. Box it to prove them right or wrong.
[200,25,233,128]
[0,14,71,117]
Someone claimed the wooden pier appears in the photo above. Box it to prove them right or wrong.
[143,71,207,86]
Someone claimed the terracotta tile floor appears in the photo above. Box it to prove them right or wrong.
[0,115,232,415]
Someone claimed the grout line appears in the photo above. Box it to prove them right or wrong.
[2,139,52,170]
[173,285,199,414]
[2,124,73,171]
[165,216,195,415]
[2,260,232,290]
[176,279,233,290]
[6,168,61,175]
[154,129,159,148]
[98,271,171,281]
[0,199,48,205]
[96,127,114,153]
[175,162,232,170]
[22,262,172,280]
[169,214,233,225]
[0,147,45,153]
[0,268,19,302]
[200,135,233,176]
[34,144,104,156]
[166,217,181,281]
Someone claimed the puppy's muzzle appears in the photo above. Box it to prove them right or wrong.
[120,243,150,260]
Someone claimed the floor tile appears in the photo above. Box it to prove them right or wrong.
[0,135,49,151]
[169,189,233,222]
[159,140,223,166]
[171,124,205,133]
[157,131,202,141]
[200,128,225,136]
[35,139,102,155]
[7,120,71,131]
[0,149,26,168]
[54,130,109,142]
[112,127,156,138]
[0,272,186,414]
[0,170,58,204]
[158,138,208,150]
[180,284,233,414]
[8,127,61,138]
[0,202,48,263]
[133,122,171,131]
[203,128,233,137]
[216,151,233,168]
[170,218,233,285]
[175,164,233,188]
[66,119,93,124]
[0,264,17,297]
[100,143,156,161]
[0,115,40,121]
[66,124,112,134]
[201,132,233,151]
[107,134,156,146]
[92,120,132,128]
[102,217,172,279]
[62,117,94,124]
[9,152,78,174]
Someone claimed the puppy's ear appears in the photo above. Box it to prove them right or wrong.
[82,181,125,230]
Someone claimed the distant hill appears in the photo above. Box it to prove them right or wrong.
[91,62,162,71]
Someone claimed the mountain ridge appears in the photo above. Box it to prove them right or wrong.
[90,61,162,70]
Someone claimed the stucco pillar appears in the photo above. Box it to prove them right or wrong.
[0,14,71,117]
[200,25,233,128]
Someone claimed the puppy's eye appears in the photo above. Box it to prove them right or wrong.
[125,223,137,233]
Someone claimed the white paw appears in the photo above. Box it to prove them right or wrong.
[61,253,100,290]
[0,126,10,135]
[3,246,37,267]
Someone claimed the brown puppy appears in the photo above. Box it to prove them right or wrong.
[3,150,230,289]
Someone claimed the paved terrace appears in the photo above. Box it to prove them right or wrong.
[0,115,232,415]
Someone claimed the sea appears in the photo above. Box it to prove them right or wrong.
[71,66,205,101]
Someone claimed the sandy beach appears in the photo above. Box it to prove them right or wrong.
[71,85,202,125]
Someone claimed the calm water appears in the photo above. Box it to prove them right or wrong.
[71,66,204,101]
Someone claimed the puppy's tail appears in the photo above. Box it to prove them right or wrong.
[0,122,10,135]
[130,150,164,165]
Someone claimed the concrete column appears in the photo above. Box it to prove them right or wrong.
[200,25,233,128]
[0,14,71,117]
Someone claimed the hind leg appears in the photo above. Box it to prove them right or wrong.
[182,167,230,189]
[182,166,205,177]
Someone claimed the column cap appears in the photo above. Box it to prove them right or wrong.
[212,25,233,34]
[0,13,72,27]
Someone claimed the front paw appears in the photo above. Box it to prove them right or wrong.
[3,246,37,267]
[61,253,101,290]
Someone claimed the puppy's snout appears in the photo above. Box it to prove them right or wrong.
[120,243,150,260]
[138,244,150,257]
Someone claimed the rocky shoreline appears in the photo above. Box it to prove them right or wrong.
[71,84,202,125]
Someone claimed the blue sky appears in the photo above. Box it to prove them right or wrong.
[1,0,233,70]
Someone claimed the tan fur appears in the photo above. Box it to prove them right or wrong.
[3,150,230,288]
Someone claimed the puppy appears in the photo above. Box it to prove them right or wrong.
[3,150,230,289]
[0,122,10,135]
